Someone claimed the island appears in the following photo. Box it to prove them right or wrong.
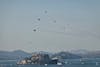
[17,53,60,65]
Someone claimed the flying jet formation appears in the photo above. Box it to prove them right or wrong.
[32,10,63,32]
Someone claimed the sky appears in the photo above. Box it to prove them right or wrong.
[0,0,100,53]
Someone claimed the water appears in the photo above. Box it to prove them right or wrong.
[0,58,100,67]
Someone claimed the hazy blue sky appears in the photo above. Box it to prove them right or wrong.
[0,0,100,52]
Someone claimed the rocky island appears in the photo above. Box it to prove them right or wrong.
[17,53,60,65]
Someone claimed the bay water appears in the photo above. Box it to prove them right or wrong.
[0,58,100,67]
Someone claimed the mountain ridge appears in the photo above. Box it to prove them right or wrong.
[1,50,100,60]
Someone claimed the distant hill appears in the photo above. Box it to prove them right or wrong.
[32,51,53,57]
[52,51,82,59]
[1,50,100,60]
[70,49,88,55]
[80,51,100,58]
[70,50,100,58]
[0,50,31,60]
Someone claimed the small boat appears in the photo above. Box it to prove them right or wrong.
[44,64,48,66]
[57,62,63,65]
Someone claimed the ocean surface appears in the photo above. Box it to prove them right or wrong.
[0,58,100,67]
